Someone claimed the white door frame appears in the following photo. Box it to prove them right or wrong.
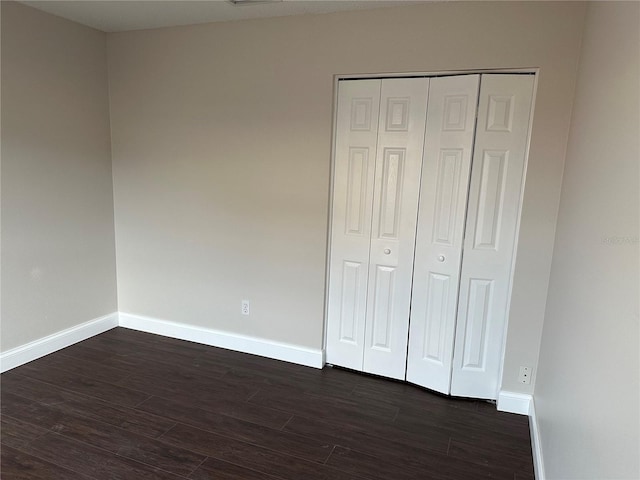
[322,68,539,399]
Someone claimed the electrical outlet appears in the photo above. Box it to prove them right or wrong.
[518,366,532,385]
[241,300,250,316]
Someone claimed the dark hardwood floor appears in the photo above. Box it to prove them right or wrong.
[0,327,534,479]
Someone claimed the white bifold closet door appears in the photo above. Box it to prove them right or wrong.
[325,79,381,372]
[326,73,535,400]
[449,74,535,398]
[406,74,481,394]
[326,77,429,380]
[406,74,535,397]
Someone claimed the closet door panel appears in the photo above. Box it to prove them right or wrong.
[406,75,480,393]
[363,77,429,380]
[326,80,381,371]
[451,74,535,399]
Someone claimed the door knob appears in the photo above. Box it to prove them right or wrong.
[437,255,445,262]
[384,248,391,255]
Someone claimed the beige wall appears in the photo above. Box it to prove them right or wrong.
[1,2,117,351]
[107,1,585,392]
[535,3,640,479]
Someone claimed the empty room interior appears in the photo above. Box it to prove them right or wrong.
[1,1,638,479]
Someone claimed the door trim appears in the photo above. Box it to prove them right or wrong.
[335,67,538,81]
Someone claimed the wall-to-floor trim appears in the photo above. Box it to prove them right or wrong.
[497,391,545,479]
[529,398,545,480]
[0,311,324,372]
[497,390,532,415]
[0,312,119,373]
[498,390,546,480]
[118,312,324,369]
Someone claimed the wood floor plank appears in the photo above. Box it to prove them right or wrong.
[1,373,80,406]
[188,456,282,480]
[80,334,201,367]
[2,369,95,405]
[58,395,177,439]
[5,401,205,476]
[0,373,176,438]
[394,407,532,455]
[123,360,229,384]
[1,416,49,449]
[195,348,308,376]
[220,363,358,396]
[24,351,131,384]
[351,380,479,413]
[1,391,36,418]
[117,370,257,404]
[86,330,231,380]
[114,372,266,431]
[16,363,150,408]
[283,413,449,460]
[327,445,429,480]
[326,445,516,480]
[19,432,188,480]
[254,389,454,454]
[448,438,534,471]
[0,445,95,480]
[141,392,290,430]
[80,332,188,356]
[56,343,143,370]
[105,328,279,378]
[247,386,399,427]
[60,333,221,379]
[100,327,213,356]
[160,424,367,480]
[137,395,330,462]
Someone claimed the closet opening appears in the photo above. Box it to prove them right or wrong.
[324,71,536,400]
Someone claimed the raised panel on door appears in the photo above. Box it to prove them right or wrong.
[363,77,429,380]
[326,79,381,371]
[406,75,480,394]
[451,74,535,399]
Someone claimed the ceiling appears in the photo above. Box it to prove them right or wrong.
[21,0,429,33]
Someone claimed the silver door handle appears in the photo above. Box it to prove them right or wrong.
[437,255,445,262]
[384,248,391,255]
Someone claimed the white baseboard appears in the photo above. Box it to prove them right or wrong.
[497,391,545,479]
[497,390,532,415]
[0,312,119,373]
[118,312,324,369]
[0,310,324,373]
[529,398,545,480]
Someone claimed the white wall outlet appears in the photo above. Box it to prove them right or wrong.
[518,366,532,385]
[241,300,250,316]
